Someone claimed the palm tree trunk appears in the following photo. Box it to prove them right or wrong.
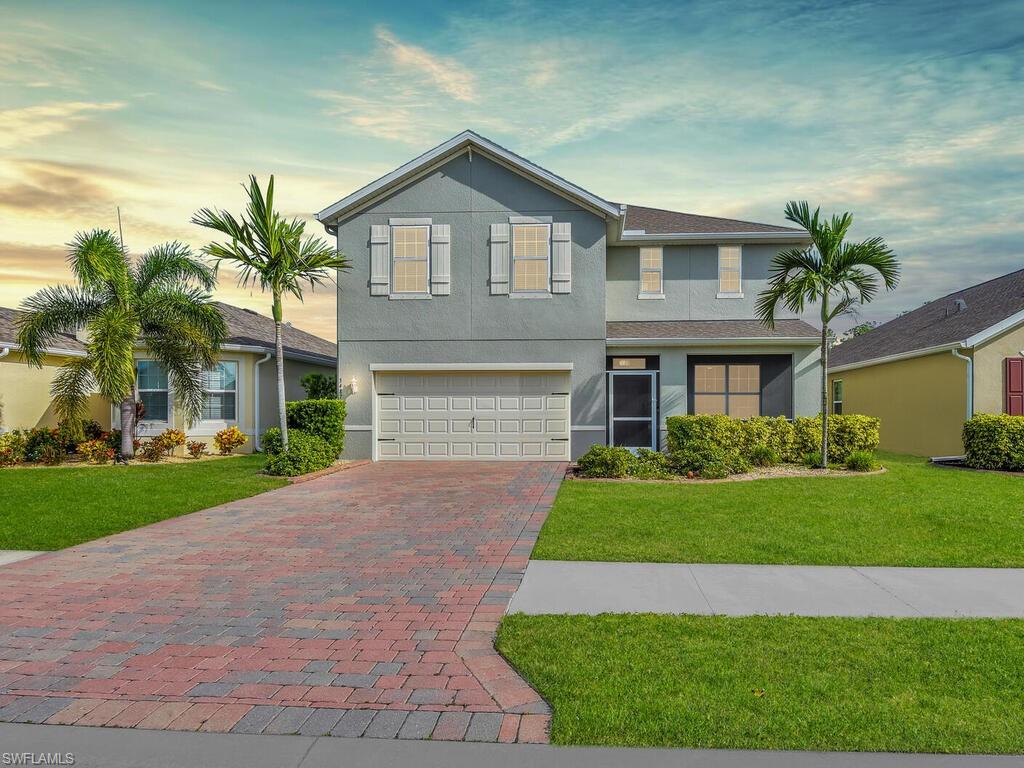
[273,293,288,451]
[119,397,135,458]
[820,323,829,469]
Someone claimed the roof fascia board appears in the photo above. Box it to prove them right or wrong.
[614,231,811,245]
[607,336,819,347]
[0,342,87,358]
[369,362,573,372]
[219,342,334,365]
[828,342,962,373]
[963,308,1024,348]
[316,132,620,224]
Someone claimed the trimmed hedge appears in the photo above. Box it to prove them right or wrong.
[576,445,675,479]
[263,428,336,477]
[963,414,1024,471]
[667,414,880,472]
[286,399,345,456]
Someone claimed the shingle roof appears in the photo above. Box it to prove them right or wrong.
[622,205,805,235]
[830,268,1024,368]
[0,307,85,352]
[0,303,335,362]
[607,318,819,340]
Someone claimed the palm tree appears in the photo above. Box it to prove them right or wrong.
[757,201,899,466]
[17,231,227,457]
[193,176,350,450]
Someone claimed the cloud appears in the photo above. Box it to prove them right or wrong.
[195,79,231,93]
[374,27,477,102]
[0,101,125,149]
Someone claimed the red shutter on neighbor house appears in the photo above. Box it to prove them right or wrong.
[1006,358,1024,415]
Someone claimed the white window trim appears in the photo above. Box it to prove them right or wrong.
[510,222,552,295]
[135,359,172,434]
[389,224,431,299]
[832,379,844,415]
[638,246,665,299]
[717,245,744,298]
[197,359,241,431]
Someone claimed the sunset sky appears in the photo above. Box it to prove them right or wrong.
[1,0,1021,340]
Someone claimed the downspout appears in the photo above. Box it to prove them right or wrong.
[951,346,973,421]
[0,347,9,360]
[253,351,273,450]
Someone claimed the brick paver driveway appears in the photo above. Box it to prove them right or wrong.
[0,461,564,743]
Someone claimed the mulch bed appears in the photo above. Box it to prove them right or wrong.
[929,458,1024,477]
[566,463,886,484]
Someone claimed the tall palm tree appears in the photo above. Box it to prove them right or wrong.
[757,201,899,466]
[17,231,227,457]
[193,176,350,450]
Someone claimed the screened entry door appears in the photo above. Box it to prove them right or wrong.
[608,371,657,450]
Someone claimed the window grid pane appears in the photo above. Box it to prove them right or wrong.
[641,270,662,294]
[719,246,742,293]
[391,226,428,293]
[728,364,760,394]
[139,391,168,421]
[394,259,428,293]
[694,365,726,393]
[728,394,760,419]
[640,247,662,270]
[694,394,727,415]
[513,259,548,291]
[512,224,550,292]
[693,363,762,418]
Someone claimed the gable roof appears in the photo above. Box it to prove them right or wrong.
[0,303,335,363]
[830,268,1024,370]
[607,318,819,344]
[316,130,622,224]
[621,204,806,237]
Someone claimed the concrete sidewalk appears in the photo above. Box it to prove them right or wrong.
[1,723,1018,768]
[507,561,1024,617]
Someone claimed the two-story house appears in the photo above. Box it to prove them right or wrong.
[316,131,820,461]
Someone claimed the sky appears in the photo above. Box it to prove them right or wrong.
[1,0,1021,339]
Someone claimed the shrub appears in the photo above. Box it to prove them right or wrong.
[829,414,881,462]
[740,416,793,461]
[803,451,823,468]
[632,448,675,479]
[666,415,746,475]
[186,440,207,459]
[791,417,821,462]
[261,427,284,456]
[263,429,335,477]
[38,442,64,465]
[137,440,166,462]
[698,461,731,480]
[0,432,27,467]
[577,445,634,478]
[845,450,877,472]
[748,444,779,467]
[287,399,346,456]
[214,426,248,455]
[963,414,1024,471]
[23,428,64,463]
[300,372,337,400]
[77,439,114,464]
[156,428,186,456]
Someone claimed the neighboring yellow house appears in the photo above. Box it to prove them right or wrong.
[0,302,336,453]
[828,268,1024,457]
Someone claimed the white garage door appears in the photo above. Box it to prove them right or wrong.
[375,371,571,460]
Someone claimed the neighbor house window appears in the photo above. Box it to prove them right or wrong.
[391,225,429,294]
[832,379,844,415]
[202,361,237,421]
[639,246,663,296]
[512,223,550,292]
[693,363,760,418]
[718,245,742,296]
[136,360,169,422]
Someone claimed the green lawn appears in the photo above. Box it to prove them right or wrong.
[498,613,1024,753]
[0,455,286,550]
[534,452,1024,567]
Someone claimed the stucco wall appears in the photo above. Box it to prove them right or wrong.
[973,324,1024,414]
[828,351,968,457]
[0,353,108,431]
[255,356,337,449]
[606,243,805,322]
[608,344,820,448]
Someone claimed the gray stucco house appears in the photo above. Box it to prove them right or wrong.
[316,131,820,461]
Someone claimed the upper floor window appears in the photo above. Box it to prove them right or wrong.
[511,223,550,293]
[202,361,238,421]
[639,247,663,297]
[391,225,430,294]
[137,360,169,422]
[718,245,742,297]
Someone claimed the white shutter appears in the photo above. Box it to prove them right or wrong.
[551,222,571,294]
[370,225,390,296]
[430,224,450,296]
[490,223,510,295]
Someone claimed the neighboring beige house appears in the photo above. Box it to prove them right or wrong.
[0,302,335,453]
[829,268,1024,457]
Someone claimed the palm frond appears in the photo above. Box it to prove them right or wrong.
[145,334,206,425]
[85,305,139,403]
[67,230,131,298]
[16,286,105,366]
[50,357,96,430]
[133,242,217,293]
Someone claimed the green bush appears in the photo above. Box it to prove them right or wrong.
[740,417,793,461]
[286,399,346,456]
[963,414,1024,471]
[263,429,336,477]
[829,415,881,462]
[0,432,27,467]
[577,444,633,478]
[666,415,746,474]
[22,427,64,463]
[632,448,675,479]
[748,444,779,467]
[261,427,284,456]
[845,450,877,472]
[300,372,337,400]
[803,451,823,468]
[698,461,731,480]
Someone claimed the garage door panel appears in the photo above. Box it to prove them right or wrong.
[376,371,570,461]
